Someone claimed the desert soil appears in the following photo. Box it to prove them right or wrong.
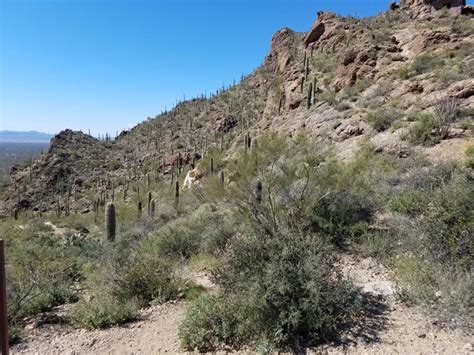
[11,257,472,354]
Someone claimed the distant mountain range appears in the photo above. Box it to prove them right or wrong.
[0,130,55,143]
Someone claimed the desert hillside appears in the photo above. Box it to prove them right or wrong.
[2,0,473,353]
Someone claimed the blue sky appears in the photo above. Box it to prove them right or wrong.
[0,1,404,135]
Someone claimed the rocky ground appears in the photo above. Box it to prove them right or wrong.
[11,255,472,354]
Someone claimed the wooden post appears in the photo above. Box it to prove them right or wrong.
[0,240,9,355]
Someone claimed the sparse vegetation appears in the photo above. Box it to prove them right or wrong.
[398,53,446,80]
[404,113,440,145]
[366,107,401,131]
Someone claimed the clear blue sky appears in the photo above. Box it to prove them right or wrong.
[0,0,399,136]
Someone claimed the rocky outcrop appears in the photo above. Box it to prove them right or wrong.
[264,28,299,73]
[398,0,466,16]
[333,45,380,91]
[303,20,325,47]
[303,12,344,48]
[215,115,237,133]
[400,0,465,10]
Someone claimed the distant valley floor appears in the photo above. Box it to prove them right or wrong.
[0,142,49,178]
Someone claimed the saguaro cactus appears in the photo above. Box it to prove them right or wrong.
[307,82,313,109]
[255,180,263,204]
[137,201,142,217]
[304,57,309,80]
[278,96,284,116]
[150,199,156,218]
[147,191,152,215]
[244,133,251,154]
[174,181,180,207]
[105,202,116,242]
[220,170,225,185]
[313,77,317,104]
[251,138,257,155]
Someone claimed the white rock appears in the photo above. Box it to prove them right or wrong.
[362,280,395,297]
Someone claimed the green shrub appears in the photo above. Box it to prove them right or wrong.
[70,295,137,330]
[146,204,235,260]
[420,171,473,268]
[114,255,181,307]
[310,191,373,247]
[180,230,362,351]
[183,283,206,302]
[3,224,99,333]
[366,108,400,131]
[318,90,338,106]
[388,190,426,216]
[405,113,440,146]
[466,145,474,169]
[178,135,378,351]
[358,231,393,260]
[150,218,203,259]
[399,53,445,79]
[179,294,244,352]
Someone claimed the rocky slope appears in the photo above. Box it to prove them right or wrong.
[1,0,473,217]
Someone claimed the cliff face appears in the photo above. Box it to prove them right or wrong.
[1,4,473,217]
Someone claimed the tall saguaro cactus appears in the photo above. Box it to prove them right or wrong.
[137,201,142,217]
[174,180,180,207]
[255,180,263,204]
[307,82,313,109]
[147,191,152,215]
[150,199,156,218]
[105,202,116,242]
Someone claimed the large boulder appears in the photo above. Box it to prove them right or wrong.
[303,12,341,47]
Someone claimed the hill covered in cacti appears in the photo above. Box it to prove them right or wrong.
[2,1,473,218]
[3,1,474,353]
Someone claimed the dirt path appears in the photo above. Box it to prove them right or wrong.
[12,301,186,354]
[315,254,473,354]
[11,257,472,354]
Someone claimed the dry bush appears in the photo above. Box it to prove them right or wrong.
[433,96,460,139]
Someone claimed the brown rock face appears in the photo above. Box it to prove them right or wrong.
[304,22,325,47]
[333,46,380,91]
[303,12,340,47]
[400,0,465,10]
[214,115,237,133]
[264,28,298,73]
